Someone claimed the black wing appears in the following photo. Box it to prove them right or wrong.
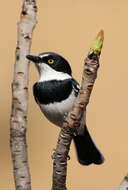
[71,78,80,97]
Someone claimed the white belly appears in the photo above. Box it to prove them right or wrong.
[39,92,76,127]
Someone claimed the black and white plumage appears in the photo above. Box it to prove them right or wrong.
[26,52,104,165]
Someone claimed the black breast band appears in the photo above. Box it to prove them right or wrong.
[33,79,73,104]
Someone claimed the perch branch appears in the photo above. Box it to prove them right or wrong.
[10,0,37,189]
[52,30,104,190]
[119,174,128,190]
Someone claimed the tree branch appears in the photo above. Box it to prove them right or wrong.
[119,175,128,190]
[52,30,104,190]
[10,0,37,189]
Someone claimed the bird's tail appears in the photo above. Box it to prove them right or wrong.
[73,125,104,165]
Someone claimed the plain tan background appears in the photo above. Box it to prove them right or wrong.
[1,0,128,189]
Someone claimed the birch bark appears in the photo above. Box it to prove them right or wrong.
[119,175,128,190]
[10,0,37,189]
[52,30,104,190]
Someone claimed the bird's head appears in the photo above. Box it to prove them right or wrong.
[26,52,72,76]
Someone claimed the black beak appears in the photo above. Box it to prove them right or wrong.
[26,55,41,63]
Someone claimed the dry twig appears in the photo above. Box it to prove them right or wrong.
[52,30,104,190]
[10,0,37,189]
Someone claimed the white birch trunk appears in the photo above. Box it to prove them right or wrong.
[10,0,37,189]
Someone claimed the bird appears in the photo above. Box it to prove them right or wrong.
[26,52,104,165]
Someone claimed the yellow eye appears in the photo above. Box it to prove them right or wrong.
[48,59,54,64]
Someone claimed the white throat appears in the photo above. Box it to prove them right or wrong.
[38,63,71,82]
